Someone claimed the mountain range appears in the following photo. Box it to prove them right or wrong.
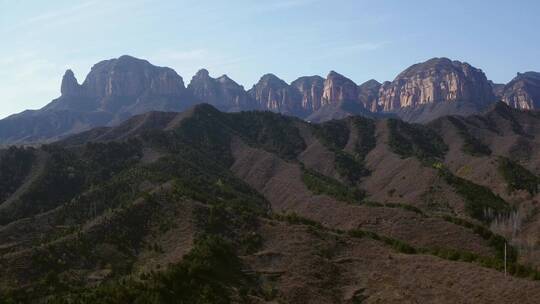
[0,100,540,302]
[1,55,540,144]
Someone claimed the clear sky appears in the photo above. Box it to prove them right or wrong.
[1,0,539,118]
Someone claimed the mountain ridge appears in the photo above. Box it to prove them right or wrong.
[1,55,539,144]
[1,102,540,302]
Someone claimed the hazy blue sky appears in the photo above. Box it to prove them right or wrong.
[1,0,539,118]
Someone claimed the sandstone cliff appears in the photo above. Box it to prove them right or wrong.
[377,58,495,111]
[188,69,256,112]
[248,74,304,116]
[358,79,381,112]
[290,76,325,113]
[502,72,540,110]
[322,71,358,106]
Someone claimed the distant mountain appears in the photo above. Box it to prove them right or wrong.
[1,103,540,302]
[247,73,305,117]
[1,55,538,144]
[379,58,495,118]
[307,72,384,122]
[290,75,325,113]
[502,72,540,110]
[0,55,195,144]
[357,79,381,112]
[188,68,257,112]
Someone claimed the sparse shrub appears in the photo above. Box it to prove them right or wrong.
[437,166,512,223]
[498,157,539,195]
[387,119,448,163]
[301,167,364,203]
[447,116,491,156]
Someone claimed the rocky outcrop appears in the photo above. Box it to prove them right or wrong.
[502,72,540,110]
[290,76,325,113]
[188,69,256,111]
[0,55,195,144]
[60,70,82,96]
[322,71,358,106]
[248,74,303,116]
[81,55,187,112]
[358,79,381,112]
[489,80,505,99]
[378,58,495,111]
[4,54,540,145]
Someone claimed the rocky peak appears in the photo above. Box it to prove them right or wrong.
[257,74,289,88]
[378,57,495,111]
[291,76,325,112]
[358,79,381,112]
[248,74,303,116]
[194,68,210,78]
[502,72,540,110]
[322,71,358,106]
[82,55,186,103]
[60,69,82,96]
[188,70,254,111]
[217,74,232,83]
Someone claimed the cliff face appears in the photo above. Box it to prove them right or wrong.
[357,79,381,112]
[3,55,538,144]
[322,71,359,106]
[377,58,495,111]
[249,72,364,117]
[502,72,540,110]
[60,70,82,96]
[80,55,186,112]
[290,76,325,113]
[0,55,195,144]
[188,69,256,111]
[248,74,304,116]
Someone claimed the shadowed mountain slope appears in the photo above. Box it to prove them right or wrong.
[1,103,540,302]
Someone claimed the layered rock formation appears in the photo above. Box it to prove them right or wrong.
[80,55,188,113]
[0,55,194,143]
[290,76,325,113]
[378,58,495,111]
[357,79,381,112]
[2,55,537,144]
[502,72,540,110]
[322,71,358,105]
[188,69,256,112]
[248,74,304,116]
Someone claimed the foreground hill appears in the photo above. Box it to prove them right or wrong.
[0,103,539,303]
[2,55,540,145]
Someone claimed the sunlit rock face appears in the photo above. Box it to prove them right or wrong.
[502,72,540,110]
[248,74,305,116]
[377,57,495,111]
[358,79,381,112]
[290,75,325,113]
[322,71,359,106]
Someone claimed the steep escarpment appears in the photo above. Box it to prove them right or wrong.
[0,55,195,144]
[358,79,381,112]
[248,74,305,117]
[502,72,540,110]
[290,75,325,113]
[188,69,256,112]
[2,55,538,145]
[378,58,495,111]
